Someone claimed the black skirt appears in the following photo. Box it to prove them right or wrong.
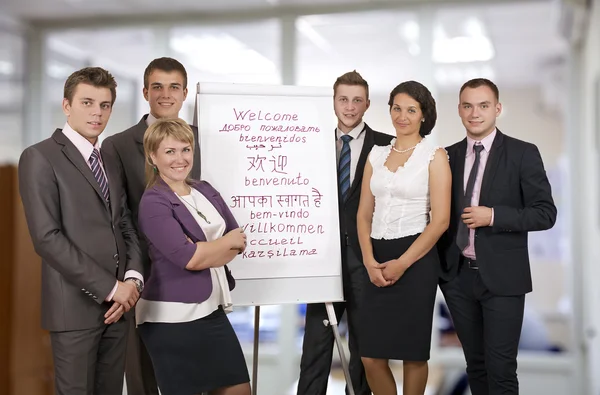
[138,307,250,394]
[359,234,439,361]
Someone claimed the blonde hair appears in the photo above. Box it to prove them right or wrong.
[143,118,195,189]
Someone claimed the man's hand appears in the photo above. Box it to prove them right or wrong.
[112,281,139,312]
[461,206,493,229]
[382,259,409,285]
[104,302,125,324]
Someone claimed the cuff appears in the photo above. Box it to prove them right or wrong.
[490,208,494,226]
[124,270,144,284]
[105,280,118,302]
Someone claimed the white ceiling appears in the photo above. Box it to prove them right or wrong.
[3,0,568,100]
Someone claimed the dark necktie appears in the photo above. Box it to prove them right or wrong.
[89,148,110,203]
[338,134,353,202]
[456,144,484,251]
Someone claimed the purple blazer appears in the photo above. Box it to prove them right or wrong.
[138,179,238,303]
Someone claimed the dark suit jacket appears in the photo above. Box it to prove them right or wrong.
[340,124,393,263]
[138,179,236,303]
[18,129,143,332]
[102,114,201,276]
[437,130,557,296]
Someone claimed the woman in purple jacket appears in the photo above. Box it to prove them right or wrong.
[136,118,250,395]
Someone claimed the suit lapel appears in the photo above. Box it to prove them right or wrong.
[191,126,201,180]
[157,181,208,242]
[104,155,121,219]
[133,115,149,158]
[453,139,467,213]
[54,130,109,210]
[347,124,372,201]
[480,130,505,201]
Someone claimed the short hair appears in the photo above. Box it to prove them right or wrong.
[333,70,370,99]
[63,67,117,105]
[459,78,500,101]
[388,81,437,137]
[143,57,188,90]
[143,118,195,189]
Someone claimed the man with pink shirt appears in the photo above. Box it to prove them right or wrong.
[437,78,557,395]
[18,67,143,395]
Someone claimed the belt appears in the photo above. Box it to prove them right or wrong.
[464,257,478,270]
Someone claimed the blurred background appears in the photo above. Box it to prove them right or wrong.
[0,0,598,394]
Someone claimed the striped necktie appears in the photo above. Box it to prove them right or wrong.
[338,134,353,202]
[89,148,110,203]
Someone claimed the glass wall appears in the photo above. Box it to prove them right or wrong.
[0,30,25,164]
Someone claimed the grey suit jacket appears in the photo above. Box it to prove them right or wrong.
[18,129,143,332]
[101,114,201,277]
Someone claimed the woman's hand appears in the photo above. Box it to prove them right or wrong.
[223,227,247,251]
[382,259,409,285]
[364,258,392,287]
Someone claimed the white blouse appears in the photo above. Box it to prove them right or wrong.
[369,137,447,240]
[136,188,233,325]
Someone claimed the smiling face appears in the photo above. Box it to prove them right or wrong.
[143,69,188,119]
[150,136,193,187]
[333,84,370,133]
[458,85,502,140]
[390,93,423,138]
[62,83,113,144]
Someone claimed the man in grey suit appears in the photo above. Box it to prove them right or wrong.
[18,67,144,395]
[102,57,200,395]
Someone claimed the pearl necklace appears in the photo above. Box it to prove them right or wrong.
[392,144,417,154]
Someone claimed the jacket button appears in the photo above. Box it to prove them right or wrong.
[113,254,119,260]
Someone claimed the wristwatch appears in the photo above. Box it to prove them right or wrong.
[126,278,143,293]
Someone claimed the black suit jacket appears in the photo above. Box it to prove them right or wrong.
[18,129,143,331]
[339,124,393,264]
[437,130,557,296]
[102,114,201,276]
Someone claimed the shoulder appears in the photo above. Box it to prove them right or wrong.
[500,132,538,153]
[191,180,221,198]
[421,138,449,163]
[20,137,56,161]
[367,125,393,145]
[140,185,173,210]
[103,123,141,146]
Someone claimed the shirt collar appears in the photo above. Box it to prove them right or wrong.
[61,121,101,163]
[467,128,497,155]
[146,112,159,127]
[337,121,365,141]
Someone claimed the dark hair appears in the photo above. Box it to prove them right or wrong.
[143,57,188,90]
[333,70,369,99]
[64,67,117,105]
[388,81,437,137]
[459,78,499,101]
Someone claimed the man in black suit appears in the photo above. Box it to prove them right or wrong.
[438,78,557,395]
[297,71,392,395]
[102,57,200,395]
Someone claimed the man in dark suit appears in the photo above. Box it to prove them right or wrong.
[101,57,200,395]
[297,71,392,395]
[18,67,143,395]
[438,78,557,395]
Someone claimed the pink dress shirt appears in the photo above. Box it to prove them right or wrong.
[61,122,143,301]
[462,129,496,259]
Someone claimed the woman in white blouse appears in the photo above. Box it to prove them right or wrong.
[356,81,451,395]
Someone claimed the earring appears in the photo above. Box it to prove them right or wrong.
[422,118,425,122]
[153,165,158,173]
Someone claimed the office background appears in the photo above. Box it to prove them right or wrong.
[0,0,598,394]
